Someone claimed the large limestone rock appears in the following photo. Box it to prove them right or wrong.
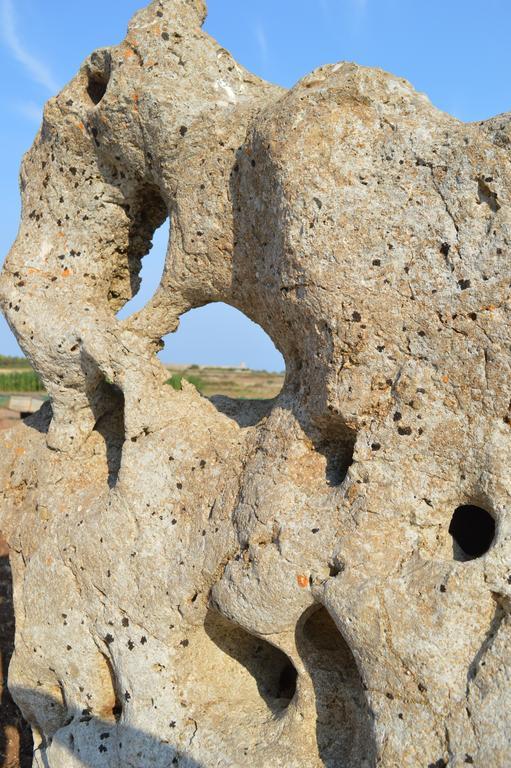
[1,0,510,765]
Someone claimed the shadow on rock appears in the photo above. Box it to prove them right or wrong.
[1,543,204,768]
[8,688,206,768]
[0,548,33,768]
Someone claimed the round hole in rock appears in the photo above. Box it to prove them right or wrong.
[163,303,285,373]
[449,504,496,560]
[161,303,285,403]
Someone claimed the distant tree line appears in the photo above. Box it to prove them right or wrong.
[0,355,32,369]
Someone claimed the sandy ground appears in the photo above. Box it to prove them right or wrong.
[0,410,19,433]
[166,366,285,399]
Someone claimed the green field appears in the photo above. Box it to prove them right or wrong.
[0,371,44,392]
[0,356,285,400]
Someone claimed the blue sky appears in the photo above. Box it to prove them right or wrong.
[1,0,510,371]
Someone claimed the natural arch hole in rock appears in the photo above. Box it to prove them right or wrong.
[203,610,297,714]
[449,504,496,560]
[116,217,170,320]
[161,303,285,403]
[297,606,375,768]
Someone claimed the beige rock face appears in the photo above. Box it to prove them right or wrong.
[1,1,511,766]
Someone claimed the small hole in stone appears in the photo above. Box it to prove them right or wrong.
[328,562,343,577]
[85,50,111,105]
[277,661,298,700]
[87,74,109,105]
[449,504,495,560]
[316,432,356,487]
[111,703,123,722]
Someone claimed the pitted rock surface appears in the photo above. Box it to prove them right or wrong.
[1,1,511,766]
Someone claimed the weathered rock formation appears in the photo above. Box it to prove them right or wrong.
[1,0,511,765]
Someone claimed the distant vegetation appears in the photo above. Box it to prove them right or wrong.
[0,355,31,369]
[0,355,284,399]
[0,355,43,392]
[0,371,44,392]
[167,374,204,392]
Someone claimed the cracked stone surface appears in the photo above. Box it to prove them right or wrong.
[1,0,511,766]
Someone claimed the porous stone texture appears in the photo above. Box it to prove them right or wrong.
[0,532,33,768]
[1,1,511,766]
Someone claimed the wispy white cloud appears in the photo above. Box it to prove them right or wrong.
[254,21,269,70]
[16,100,43,124]
[0,0,59,93]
